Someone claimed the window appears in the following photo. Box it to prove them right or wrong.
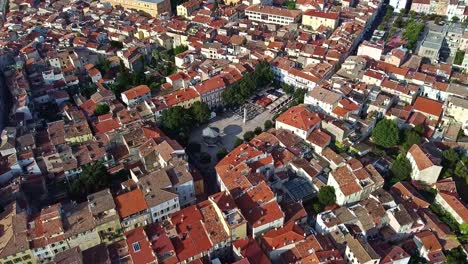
[132,242,141,252]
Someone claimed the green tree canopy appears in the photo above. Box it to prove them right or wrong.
[372,119,400,148]
[190,101,211,124]
[403,19,425,50]
[318,186,336,206]
[391,155,412,183]
[94,103,110,116]
[200,152,211,164]
[445,246,467,264]
[402,129,421,152]
[187,142,201,153]
[68,161,112,202]
[216,147,228,161]
[222,60,273,107]
[442,149,460,168]
[233,137,244,148]
[174,45,188,55]
[243,131,256,142]
[160,106,194,139]
[454,50,465,65]
[281,83,294,95]
[264,120,274,131]
[254,127,263,135]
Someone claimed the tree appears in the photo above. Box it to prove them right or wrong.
[221,60,273,106]
[318,186,336,206]
[187,142,201,153]
[413,124,425,135]
[264,120,274,131]
[455,162,468,182]
[131,70,146,86]
[199,152,211,164]
[281,83,294,95]
[243,131,256,142]
[445,246,467,264]
[190,101,211,124]
[111,70,132,95]
[372,119,400,148]
[391,155,412,183]
[394,15,404,28]
[403,19,425,50]
[160,106,194,139]
[110,40,124,49]
[452,16,460,23]
[149,82,161,93]
[96,57,111,74]
[174,45,188,55]
[283,0,295,9]
[233,137,243,148]
[291,88,307,106]
[459,223,468,243]
[94,103,110,116]
[454,50,465,65]
[254,127,263,135]
[68,161,112,202]
[442,149,460,168]
[402,129,421,152]
[216,147,228,161]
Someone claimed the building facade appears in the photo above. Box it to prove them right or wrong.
[106,0,171,17]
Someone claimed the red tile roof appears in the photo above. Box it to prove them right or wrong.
[413,97,443,118]
[233,238,272,264]
[115,189,148,218]
[194,76,225,94]
[122,85,151,100]
[236,182,284,228]
[163,88,199,107]
[407,144,436,171]
[306,129,331,147]
[276,105,320,131]
[304,10,340,20]
[125,227,157,264]
[260,222,305,252]
[94,118,121,134]
[438,192,468,223]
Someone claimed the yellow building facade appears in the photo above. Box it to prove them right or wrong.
[106,0,171,17]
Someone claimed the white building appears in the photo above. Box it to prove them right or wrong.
[357,41,383,61]
[327,161,384,206]
[245,5,302,26]
[304,86,342,113]
[121,84,151,106]
[194,75,226,108]
[138,170,181,223]
[406,144,442,185]
[275,105,321,140]
[413,231,446,263]
[344,235,381,264]
[435,192,468,224]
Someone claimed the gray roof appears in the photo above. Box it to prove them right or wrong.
[139,170,178,207]
[87,189,116,216]
[345,235,380,263]
[447,83,468,97]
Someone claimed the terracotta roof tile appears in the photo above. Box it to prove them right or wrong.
[115,189,148,218]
